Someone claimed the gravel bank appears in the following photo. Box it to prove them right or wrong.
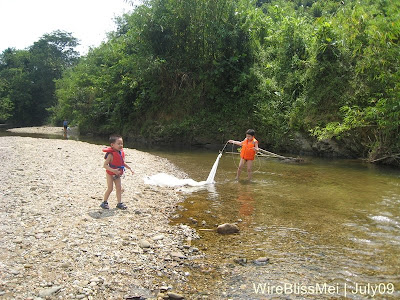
[0,136,199,299]
[7,126,68,135]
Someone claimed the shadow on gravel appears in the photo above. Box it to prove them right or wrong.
[88,209,116,219]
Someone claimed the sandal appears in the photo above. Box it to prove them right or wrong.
[116,202,127,210]
[100,201,109,209]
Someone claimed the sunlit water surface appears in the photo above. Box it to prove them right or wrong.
[152,150,400,299]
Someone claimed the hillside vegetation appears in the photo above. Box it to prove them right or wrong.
[1,0,399,165]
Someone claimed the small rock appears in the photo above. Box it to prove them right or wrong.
[61,262,71,268]
[14,237,23,244]
[89,277,101,283]
[75,294,86,299]
[253,257,269,265]
[188,217,198,224]
[170,251,186,259]
[38,285,62,298]
[216,223,240,234]
[152,234,165,241]
[9,269,20,275]
[139,239,151,248]
[167,291,185,299]
[234,258,247,265]
[159,286,169,292]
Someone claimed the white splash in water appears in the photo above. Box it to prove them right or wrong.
[206,153,222,184]
[144,153,222,187]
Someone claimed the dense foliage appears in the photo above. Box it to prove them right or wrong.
[0,30,78,125]
[3,0,400,164]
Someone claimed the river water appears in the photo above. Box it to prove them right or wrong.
[2,130,399,299]
[150,150,400,299]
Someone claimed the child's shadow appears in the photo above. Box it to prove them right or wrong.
[88,209,116,219]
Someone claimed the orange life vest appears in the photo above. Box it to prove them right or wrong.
[240,138,257,161]
[103,147,125,175]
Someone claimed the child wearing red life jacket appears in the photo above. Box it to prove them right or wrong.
[228,129,259,181]
[100,135,134,210]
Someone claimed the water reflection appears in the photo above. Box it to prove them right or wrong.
[235,183,255,226]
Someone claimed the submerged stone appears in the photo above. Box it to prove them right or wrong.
[253,257,270,265]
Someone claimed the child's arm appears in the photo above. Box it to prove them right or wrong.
[103,154,121,175]
[228,140,243,146]
[124,162,134,174]
[254,140,259,152]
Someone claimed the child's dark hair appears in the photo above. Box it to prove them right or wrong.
[246,129,255,136]
[109,134,122,144]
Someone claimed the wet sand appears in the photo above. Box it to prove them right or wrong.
[0,136,199,299]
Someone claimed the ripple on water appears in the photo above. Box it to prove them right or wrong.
[369,215,399,225]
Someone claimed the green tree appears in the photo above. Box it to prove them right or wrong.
[0,30,79,125]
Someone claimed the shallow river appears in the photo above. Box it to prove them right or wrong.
[2,130,400,299]
[151,150,400,299]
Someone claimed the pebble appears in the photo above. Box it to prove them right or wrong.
[89,277,101,283]
[234,258,247,265]
[160,286,169,292]
[170,251,186,259]
[167,291,185,299]
[38,285,62,297]
[139,239,151,248]
[152,234,165,241]
[254,257,270,265]
[61,262,72,268]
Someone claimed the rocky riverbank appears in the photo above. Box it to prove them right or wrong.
[0,136,200,299]
[7,126,70,135]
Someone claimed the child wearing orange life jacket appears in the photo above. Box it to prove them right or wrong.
[228,129,259,181]
[100,135,134,210]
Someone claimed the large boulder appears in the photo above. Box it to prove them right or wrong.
[216,223,240,234]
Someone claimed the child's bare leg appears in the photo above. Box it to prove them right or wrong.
[236,158,246,180]
[114,177,122,203]
[247,160,253,181]
[103,174,114,201]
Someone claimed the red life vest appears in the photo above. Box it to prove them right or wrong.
[103,147,125,175]
[240,138,258,161]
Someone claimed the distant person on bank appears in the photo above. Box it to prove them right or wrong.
[100,135,134,210]
[63,119,68,132]
[228,129,259,181]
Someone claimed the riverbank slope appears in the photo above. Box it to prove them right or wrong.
[0,136,198,299]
